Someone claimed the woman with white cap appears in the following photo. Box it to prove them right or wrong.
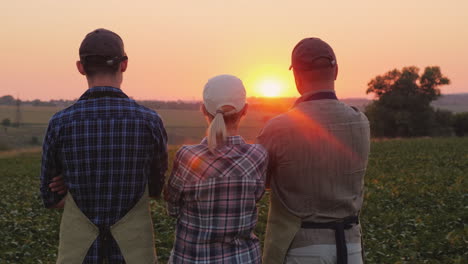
[164,74,268,263]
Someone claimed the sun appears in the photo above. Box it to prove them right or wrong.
[240,64,297,98]
[258,79,283,97]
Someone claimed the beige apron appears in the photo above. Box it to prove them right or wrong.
[262,191,301,264]
[56,186,157,264]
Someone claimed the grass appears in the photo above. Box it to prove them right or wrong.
[0,138,467,263]
[1,125,46,149]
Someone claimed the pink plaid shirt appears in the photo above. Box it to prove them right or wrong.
[164,136,268,263]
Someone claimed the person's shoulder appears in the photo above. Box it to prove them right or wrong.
[248,143,268,159]
[335,100,360,112]
[260,108,302,140]
[132,102,158,116]
[48,103,79,126]
[131,101,165,123]
[179,143,208,153]
[262,111,292,132]
[174,144,207,162]
[244,144,268,171]
[248,143,267,154]
[337,101,370,122]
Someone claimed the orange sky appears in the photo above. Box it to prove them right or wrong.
[1,1,467,100]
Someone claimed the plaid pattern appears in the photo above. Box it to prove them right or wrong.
[164,136,268,264]
[40,86,168,263]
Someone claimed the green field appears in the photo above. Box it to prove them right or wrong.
[0,138,466,263]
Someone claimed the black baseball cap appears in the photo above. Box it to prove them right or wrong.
[289,38,336,70]
[79,28,127,66]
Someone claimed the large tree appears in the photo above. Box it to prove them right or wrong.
[365,66,450,137]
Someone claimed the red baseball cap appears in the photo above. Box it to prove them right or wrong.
[289,38,336,70]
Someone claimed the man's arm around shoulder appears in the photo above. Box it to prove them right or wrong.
[148,115,168,198]
[256,118,282,190]
[40,119,66,209]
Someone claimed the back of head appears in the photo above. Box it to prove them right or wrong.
[290,38,338,92]
[79,28,127,78]
[203,75,246,153]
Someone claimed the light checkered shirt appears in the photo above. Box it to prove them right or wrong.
[164,136,268,263]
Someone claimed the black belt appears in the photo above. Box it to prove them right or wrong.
[301,215,359,264]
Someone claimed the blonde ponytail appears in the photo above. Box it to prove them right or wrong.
[207,110,227,153]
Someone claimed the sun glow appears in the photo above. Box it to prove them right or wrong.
[241,64,297,98]
[258,79,283,97]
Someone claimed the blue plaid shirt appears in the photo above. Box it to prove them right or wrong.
[40,86,168,263]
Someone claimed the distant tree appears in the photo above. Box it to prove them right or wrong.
[31,99,55,107]
[32,99,41,107]
[453,112,468,137]
[365,66,450,137]
[0,95,16,105]
[2,118,11,132]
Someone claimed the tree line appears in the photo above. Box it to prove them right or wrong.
[365,66,468,137]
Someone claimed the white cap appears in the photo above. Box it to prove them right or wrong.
[203,74,246,116]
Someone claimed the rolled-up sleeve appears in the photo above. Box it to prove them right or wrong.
[40,121,64,208]
[148,117,169,198]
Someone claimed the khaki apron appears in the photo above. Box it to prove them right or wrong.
[56,186,157,264]
[262,191,301,264]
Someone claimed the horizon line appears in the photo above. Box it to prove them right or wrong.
[2,92,468,102]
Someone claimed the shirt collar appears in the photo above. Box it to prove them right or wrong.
[78,86,129,101]
[293,90,337,108]
[200,135,246,146]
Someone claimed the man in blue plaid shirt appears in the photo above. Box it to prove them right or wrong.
[40,29,167,263]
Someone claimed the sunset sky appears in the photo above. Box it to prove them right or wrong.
[1,1,467,101]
